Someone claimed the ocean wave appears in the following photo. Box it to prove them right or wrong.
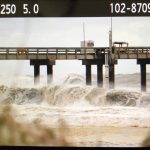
[0,74,149,146]
[0,85,44,105]
[105,90,141,106]
[0,85,149,108]
[0,73,149,107]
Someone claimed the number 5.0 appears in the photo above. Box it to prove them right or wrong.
[23,4,39,14]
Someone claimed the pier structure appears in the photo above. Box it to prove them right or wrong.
[137,59,150,92]
[82,58,105,87]
[0,47,150,91]
[108,59,118,89]
[30,59,55,85]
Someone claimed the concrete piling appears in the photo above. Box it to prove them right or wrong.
[109,64,115,89]
[47,65,53,84]
[30,59,55,85]
[82,59,105,86]
[97,64,103,87]
[86,65,92,85]
[140,64,146,92]
[34,65,40,85]
[137,59,150,92]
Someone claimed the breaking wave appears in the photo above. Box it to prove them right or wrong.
[0,73,149,146]
[0,73,149,108]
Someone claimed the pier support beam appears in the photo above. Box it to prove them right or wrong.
[140,64,146,92]
[34,65,40,85]
[137,59,150,92]
[97,65,103,87]
[82,59,105,86]
[86,65,92,85]
[47,65,53,84]
[30,59,55,85]
[109,64,115,89]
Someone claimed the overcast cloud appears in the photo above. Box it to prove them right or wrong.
[0,17,150,79]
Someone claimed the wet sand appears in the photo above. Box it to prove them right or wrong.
[12,104,150,147]
[52,126,150,147]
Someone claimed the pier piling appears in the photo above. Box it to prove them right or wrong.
[34,65,40,85]
[30,59,55,85]
[47,65,53,84]
[109,64,115,89]
[82,59,105,86]
[97,64,103,87]
[137,59,150,92]
[86,65,92,85]
[140,64,146,92]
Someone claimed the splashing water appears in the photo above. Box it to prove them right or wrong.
[0,73,150,147]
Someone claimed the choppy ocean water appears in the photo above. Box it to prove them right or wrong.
[0,73,150,147]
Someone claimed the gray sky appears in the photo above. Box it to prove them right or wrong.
[0,17,150,79]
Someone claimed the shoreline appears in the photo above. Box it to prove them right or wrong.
[50,126,150,147]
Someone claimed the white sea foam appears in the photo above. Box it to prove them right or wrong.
[0,73,150,146]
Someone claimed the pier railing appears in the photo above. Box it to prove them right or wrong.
[0,47,107,60]
[0,47,150,60]
[113,47,150,59]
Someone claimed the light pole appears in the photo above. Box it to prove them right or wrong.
[105,17,112,78]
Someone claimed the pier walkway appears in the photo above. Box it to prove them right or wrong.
[0,46,150,91]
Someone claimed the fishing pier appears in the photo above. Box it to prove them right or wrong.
[0,46,150,91]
